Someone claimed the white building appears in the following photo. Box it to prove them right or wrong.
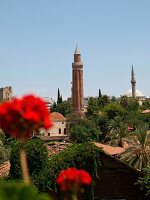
[42,112,67,137]
[123,89,146,101]
[123,89,146,105]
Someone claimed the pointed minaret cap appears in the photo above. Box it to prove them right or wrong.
[74,44,80,54]
[132,65,134,75]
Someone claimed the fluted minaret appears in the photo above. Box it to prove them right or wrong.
[131,65,136,99]
[72,45,84,118]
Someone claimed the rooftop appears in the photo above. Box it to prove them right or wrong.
[124,89,144,97]
[93,142,125,155]
[51,112,66,121]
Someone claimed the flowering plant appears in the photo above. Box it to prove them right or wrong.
[56,168,92,200]
[0,94,52,184]
[0,94,52,140]
[0,95,92,200]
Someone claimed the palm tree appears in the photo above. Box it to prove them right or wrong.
[106,116,129,147]
[118,124,150,171]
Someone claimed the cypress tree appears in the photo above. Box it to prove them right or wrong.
[57,88,63,104]
[98,89,102,98]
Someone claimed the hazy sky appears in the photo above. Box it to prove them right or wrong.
[0,0,150,99]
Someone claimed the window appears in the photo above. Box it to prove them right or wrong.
[48,133,50,136]
[59,129,61,134]
[64,128,66,134]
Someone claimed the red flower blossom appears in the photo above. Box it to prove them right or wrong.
[56,168,92,193]
[0,94,53,140]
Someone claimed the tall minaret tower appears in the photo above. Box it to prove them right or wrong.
[131,65,136,99]
[72,45,84,118]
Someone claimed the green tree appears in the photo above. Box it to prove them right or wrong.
[139,113,150,125]
[69,118,102,143]
[25,139,48,175]
[96,112,111,141]
[33,143,101,199]
[125,110,143,128]
[126,98,140,111]
[119,124,150,171]
[86,97,99,117]
[52,101,57,110]
[111,96,118,103]
[9,139,48,180]
[0,181,50,200]
[107,116,129,147]
[98,95,110,108]
[137,167,150,198]
[52,100,72,117]
[120,95,129,109]
[141,101,150,110]
[98,89,102,98]
[103,102,125,120]
[120,96,140,112]
[57,88,62,104]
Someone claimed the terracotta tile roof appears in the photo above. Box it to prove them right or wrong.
[142,109,150,114]
[40,135,69,141]
[93,142,125,155]
[51,112,66,121]
[47,143,68,156]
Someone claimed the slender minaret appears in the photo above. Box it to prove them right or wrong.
[131,65,136,99]
[72,45,84,118]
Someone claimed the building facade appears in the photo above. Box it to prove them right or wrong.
[0,86,12,101]
[41,112,67,137]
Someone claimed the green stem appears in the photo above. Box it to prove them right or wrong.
[20,142,30,185]
[64,193,78,200]
[72,194,78,200]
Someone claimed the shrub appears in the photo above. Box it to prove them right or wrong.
[0,180,50,200]
[9,141,22,179]
[137,167,150,197]
[25,139,48,175]
[34,143,101,200]
[9,141,101,200]
[9,138,48,179]
[103,102,125,120]
[69,118,102,143]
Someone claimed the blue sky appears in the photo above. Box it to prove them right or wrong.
[0,0,150,99]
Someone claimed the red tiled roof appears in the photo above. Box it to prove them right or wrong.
[40,135,69,141]
[51,112,66,121]
[142,109,150,114]
[93,142,125,155]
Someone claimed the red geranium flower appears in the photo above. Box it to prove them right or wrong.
[56,168,92,193]
[0,94,53,140]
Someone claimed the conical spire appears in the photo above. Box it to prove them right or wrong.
[74,44,80,54]
[132,65,134,75]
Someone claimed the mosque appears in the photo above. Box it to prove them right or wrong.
[123,66,146,104]
[71,46,150,117]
